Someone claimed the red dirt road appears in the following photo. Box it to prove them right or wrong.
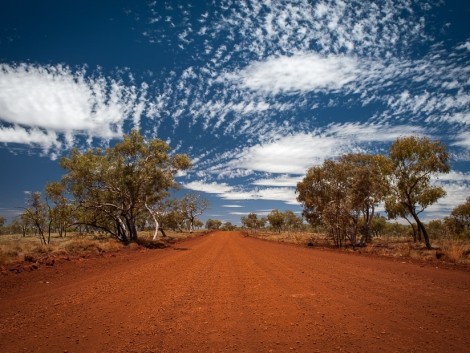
[1,231,469,353]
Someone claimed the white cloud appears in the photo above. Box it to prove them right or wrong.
[219,187,298,205]
[183,181,234,194]
[252,175,303,187]
[453,131,470,149]
[326,123,425,143]
[222,204,243,208]
[0,63,148,151]
[230,123,424,175]
[182,179,298,205]
[232,133,339,174]
[438,112,470,125]
[427,175,470,220]
[228,53,359,94]
[0,126,61,153]
[456,41,470,51]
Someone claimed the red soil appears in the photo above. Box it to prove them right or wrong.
[1,231,469,352]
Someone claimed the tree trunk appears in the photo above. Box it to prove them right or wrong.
[145,203,160,241]
[366,206,374,243]
[189,217,194,233]
[152,218,160,241]
[128,220,138,241]
[47,219,52,244]
[404,216,417,242]
[116,217,129,243]
[410,211,431,249]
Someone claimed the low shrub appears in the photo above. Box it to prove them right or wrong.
[441,239,470,263]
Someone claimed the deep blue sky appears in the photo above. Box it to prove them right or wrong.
[0,0,469,225]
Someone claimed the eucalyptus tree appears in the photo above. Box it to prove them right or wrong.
[241,213,266,230]
[22,191,50,244]
[180,192,208,233]
[222,222,236,231]
[45,182,74,237]
[297,153,390,248]
[10,214,31,237]
[296,159,352,247]
[448,196,470,235]
[282,210,304,232]
[267,209,285,233]
[338,153,391,245]
[206,219,222,230]
[384,136,449,249]
[145,198,184,239]
[59,130,191,243]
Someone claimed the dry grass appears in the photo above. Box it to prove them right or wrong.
[0,233,126,266]
[0,230,207,267]
[245,230,328,246]
[246,230,470,265]
[138,229,208,242]
[440,238,470,263]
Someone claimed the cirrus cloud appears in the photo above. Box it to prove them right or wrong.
[0,63,148,152]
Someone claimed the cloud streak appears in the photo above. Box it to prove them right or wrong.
[227,53,359,94]
[0,63,148,153]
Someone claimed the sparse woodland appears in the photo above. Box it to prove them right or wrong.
[1,134,469,266]
[1,130,208,246]
[242,136,469,263]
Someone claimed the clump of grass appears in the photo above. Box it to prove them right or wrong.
[137,229,207,242]
[31,244,53,254]
[60,238,124,255]
[0,236,38,264]
[0,233,126,266]
[441,238,470,263]
[62,239,104,255]
[246,230,327,247]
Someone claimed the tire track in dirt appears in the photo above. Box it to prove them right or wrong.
[0,231,469,353]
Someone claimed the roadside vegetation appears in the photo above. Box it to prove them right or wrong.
[241,136,470,265]
[0,229,207,271]
[242,218,470,265]
[1,133,469,268]
[1,130,208,244]
[242,206,470,266]
[0,130,212,270]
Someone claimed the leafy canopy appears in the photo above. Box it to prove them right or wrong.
[59,130,191,243]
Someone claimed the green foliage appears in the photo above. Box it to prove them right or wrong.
[22,192,50,244]
[221,222,236,231]
[282,210,304,231]
[206,219,222,230]
[160,201,186,232]
[180,192,208,233]
[241,213,266,230]
[45,182,74,237]
[296,153,389,247]
[266,209,285,233]
[445,197,470,238]
[0,215,5,235]
[426,219,448,240]
[369,215,387,237]
[297,137,450,249]
[59,130,191,243]
[385,136,449,249]
[265,209,303,233]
